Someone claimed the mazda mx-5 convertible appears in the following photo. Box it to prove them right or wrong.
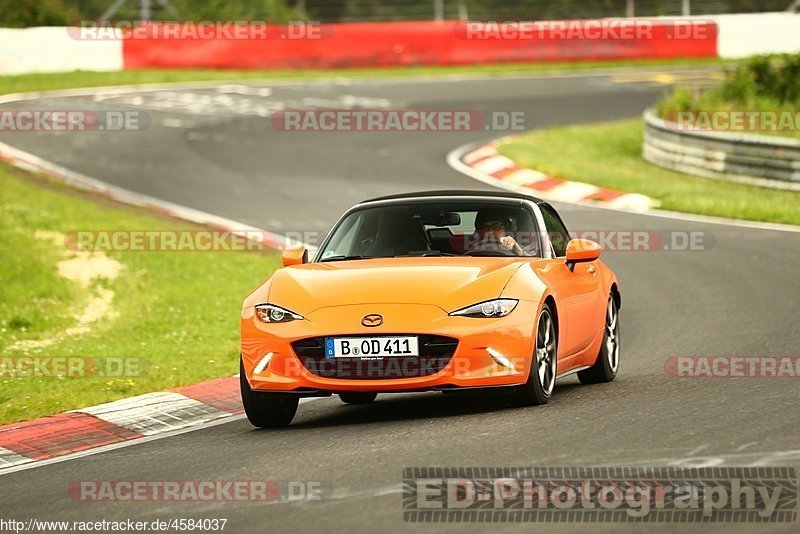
[240,191,621,427]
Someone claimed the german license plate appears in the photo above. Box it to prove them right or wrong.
[325,336,419,358]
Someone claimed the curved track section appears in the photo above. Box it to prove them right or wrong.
[1,69,799,533]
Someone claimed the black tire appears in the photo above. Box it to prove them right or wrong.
[338,392,378,404]
[511,303,557,407]
[240,358,298,428]
[578,295,620,384]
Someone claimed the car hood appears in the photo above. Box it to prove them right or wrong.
[263,257,525,315]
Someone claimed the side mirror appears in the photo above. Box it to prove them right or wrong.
[565,239,601,271]
[281,247,308,267]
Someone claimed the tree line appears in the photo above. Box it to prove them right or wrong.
[0,0,790,27]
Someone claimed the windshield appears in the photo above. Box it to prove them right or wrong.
[317,201,542,261]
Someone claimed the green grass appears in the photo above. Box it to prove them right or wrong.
[498,118,800,225]
[0,166,281,424]
[655,87,800,140]
[655,55,800,139]
[0,58,732,96]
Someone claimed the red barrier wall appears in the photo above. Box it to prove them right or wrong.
[122,20,718,70]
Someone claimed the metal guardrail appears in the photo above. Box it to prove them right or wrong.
[642,109,800,191]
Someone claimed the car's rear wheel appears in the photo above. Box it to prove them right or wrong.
[240,358,298,428]
[338,392,378,404]
[511,303,557,406]
[578,295,620,384]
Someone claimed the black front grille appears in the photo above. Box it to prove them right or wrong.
[291,335,458,379]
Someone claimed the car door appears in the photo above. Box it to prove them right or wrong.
[539,203,604,358]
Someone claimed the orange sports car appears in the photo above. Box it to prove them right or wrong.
[240,191,620,427]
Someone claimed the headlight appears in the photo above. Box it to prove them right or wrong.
[449,299,518,318]
[255,304,303,323]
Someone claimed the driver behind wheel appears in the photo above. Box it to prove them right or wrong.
[468,209,525,256]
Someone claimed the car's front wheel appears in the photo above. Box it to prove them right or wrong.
[511,303,557,406]
[240,358,298,428]
[578,295,620,384]
[338,392,378,404]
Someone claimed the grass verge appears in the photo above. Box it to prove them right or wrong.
[0,58,732,96]
[0,165,281,424]
[656,54,800,140]
[498,118,800,225]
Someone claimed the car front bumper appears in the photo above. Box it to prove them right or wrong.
[241,300,539,394]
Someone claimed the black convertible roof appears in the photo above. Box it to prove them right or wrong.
[363,189,544,204]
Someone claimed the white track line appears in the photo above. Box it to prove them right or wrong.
[541,181,600,202]
[76,391,231,436]
[0,398,325,477]
[447,139,800,234]
[0,141,318,253]
[0,447,33,469]
[0,66,729,106]
[471,155,516,175]
[503,168,550,186]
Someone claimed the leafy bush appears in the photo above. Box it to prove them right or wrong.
[0,0,299,27]
[658,53,800,117]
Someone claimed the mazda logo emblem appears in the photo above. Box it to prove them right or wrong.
[362,314,383,327]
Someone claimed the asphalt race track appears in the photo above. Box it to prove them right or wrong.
[2,68,799,533]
